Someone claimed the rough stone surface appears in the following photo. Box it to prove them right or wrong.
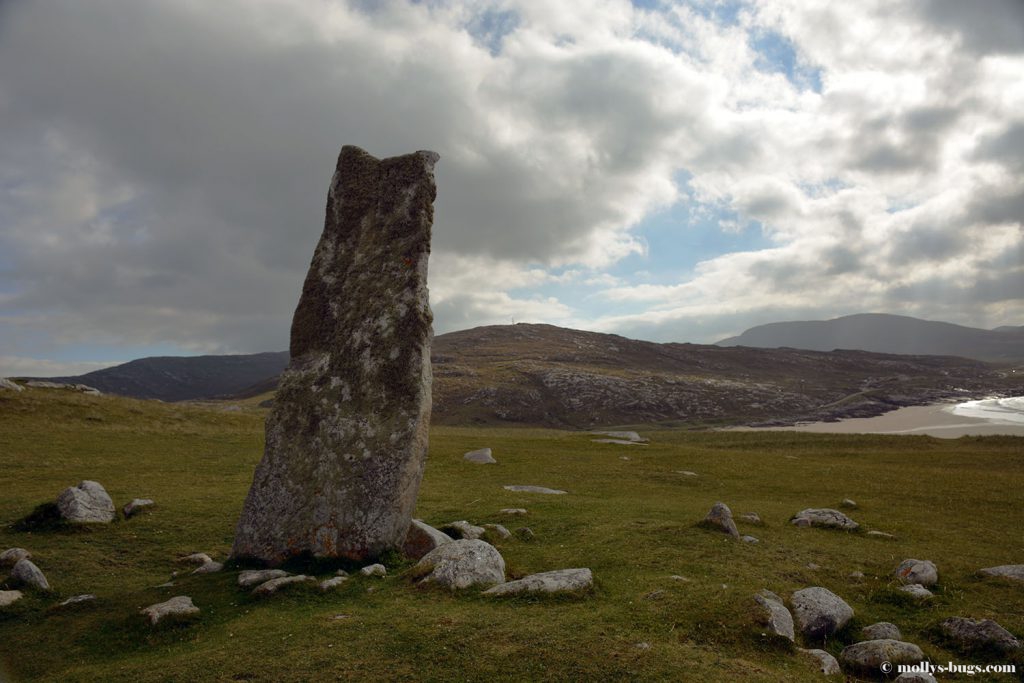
[791,587,854,641]
[898,583,934,600]
[0,378,24,392]
[441,520,485,540]
[895,559,938,586]
[862,622,901,640]
[483,568,592,596]
[238,569,289,588]
[402,519,451,560]
[123,498,155,518]
[414,539,505,590]
[979,564,1024,582]
[503,485,567,495]
[754,590,794,641]
[0,590,23,608]
[464,448,496,464]
[0,548,30,567]
[320,576,349,591]
[232,146,439,566]
[798,648,841,675]
[140,596,199,625]
[59,594,97,607]
[939,617,1021,653]
[483,524,511,540]
[702,502,740,538]
[360,563,386,577]
[840,639,925,672]
[11,559,50,591]
[253,575,315,596]
[56,481,115,524]
[894,673,937,683]
[191,561,224,575]
[791,508,859,531]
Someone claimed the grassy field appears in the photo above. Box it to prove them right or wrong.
[1,388,1022,682]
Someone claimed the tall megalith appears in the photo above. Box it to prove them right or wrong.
[232,146,438,565]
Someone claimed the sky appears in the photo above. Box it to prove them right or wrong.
[0,0,1022,377]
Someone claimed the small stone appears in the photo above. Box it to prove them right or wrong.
[740,512,762,525]
[866,530,896,539]
[319,576,349,591]
[11,559,50,592]
[503,485,567,495]
[669,575,691,582]
[898,583,934,600]
[754,590,795,641]
[840,498,858,509]
[862,622,901,640]
[155,582,175,588]
[140,596,199,625]
[499,508,527,516]
[56,480,116,524]
[0,548,31,567]
[702,502,740,538]
[894,673,937,683]
[797,648,841,675]
[360,564,386,577]
[790,508,859,531]
[414,539,505,590]
[592,438,646,446]
[123,498,155,518]
[177,552,213,566]
[402,519,452,560]
[677,470,698,477]
[806,563,820,571]
[192,561,224,575]
[619,455,630,461]
[741,535,759,544]
[463,448,496,464]
[591,431,647,442]
[979,564,1024,582]
[939,617,1021,653]
[441,520,485,540]
[895,559,938,587]
[482,568,592,597]
[644,589,666,600]
[483,524,511,540]
[0,590,23,608]
[238,569,290,588]
[791,587,854,641]
[335,569,349,577]
[58,594,97,607]
[848,571,865,580]
[840,639,925,672]
[253,575,315,596]
[514,527,535,541]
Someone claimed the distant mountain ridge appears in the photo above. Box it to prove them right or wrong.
[716,313,1024,363]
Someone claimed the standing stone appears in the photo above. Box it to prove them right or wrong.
[56,481,116,524]
[232,146,439,565]
[702,502,740,538]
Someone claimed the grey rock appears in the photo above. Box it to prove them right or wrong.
[11,559,50,591]
[0,378,24,392]
[483,568,592,596]
[140,596,199,625]
[0,548,30,567]
[898,583,934,600]
[894,673,937,683]
[791,508,859,531]
[677,470,698,477]
[441,520,485,540]
[840,639,925,672]
[413,539,505,590]
[895,559,938,586]
[499,508,527,516]
[840,498,858,509]
[56,480,115,524]
[979,564,1024,582]
[503,485,567,495]
[740,512,762,525]
[238,569,290,588]
[483,524,511,540]
[464,448,496,464]
[791,587,854,640]
[58,594,97,607]
[319,576,349,591]
[797,648,841,675]
[253,575,315,596]
[866,530,896,539]
[515,527,535,541]
[177,552,213,566]
[191,561,224,575]
[0,590,23,608]
[123,498,155,518]
[848,571,865,580]
[806,563,820,571]
[591,430,647,442]
[702,502,739,538]
[862,622,901,640]
[25,380,67,389]
[939,617,1021,653]
[754,590,794,641]
[741,535,759,544]
[402,519,451,560]
[360,563,386,577]
[231,146,439,566]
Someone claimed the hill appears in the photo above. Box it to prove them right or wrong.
[717,313,1024,363]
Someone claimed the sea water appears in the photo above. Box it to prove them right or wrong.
[950,396,1024,425]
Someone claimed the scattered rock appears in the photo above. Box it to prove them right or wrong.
[848,571,865,580]
[0,378,24,392]
[894,673,937,683]
[895,559,938,587]
[56,481,115,524]
[192,561,224,575]
[483,524,512,540]
[413,539,505,590]
[253,575,315,596]
[791,587,854,641]
[140,596,200,625]
[238,569,289,588]
[702,502,740,538]
[0,548,31,567]
[11,559,50,591]
[866,530,896,539]
[155,582,175,588]
[123,498,155,518]
[499,508,527,516]
[741,535,759,544]
[939,617,1021,653]
[791,508,859,531]
[177,552,213,566]
[0,590,23,608]
[514,527,535,541]
[862,622,901,640]
[754,590,795,641]
[360,564,386,577]
[402,519,452,560]
[979,564,1024,583]
[644,589,665,601]
[230,146,439,565]
[840,498,858,509]
[320,576,349,591]
[840,639,924,672]
[591,431,647,442]
[483,568,592,597]
[806,563,820,571]
[619,455,630,461]
[797,648,841,675]
[898,584,934,600]
[677,470,698,477]
[740,512,762,525]
[668,575,691,582]
[441,520,485,540]
[58,594,97,607]
[635,641,651,650]
[335,569,349,577]
[503,485,567,495]
[464,448,496,464]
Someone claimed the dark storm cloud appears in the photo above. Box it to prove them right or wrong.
[921,0,1024,54]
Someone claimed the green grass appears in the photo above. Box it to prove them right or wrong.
[1,389,1023,682]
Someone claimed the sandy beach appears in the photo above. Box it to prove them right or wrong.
[730,402,1024,439]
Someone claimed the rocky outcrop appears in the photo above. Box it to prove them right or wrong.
[413,539,505,590]
[791,587,853,641]
[939,617,1021,653]
[232,147,439,566]
[56,481,115,524]
[840,639,924,672]
[482,568,592,596]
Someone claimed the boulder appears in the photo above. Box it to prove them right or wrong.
[413,539,505,590]
[862,622,901,640]
[402,519,451,560]
[11,559,50,591]
[483,524,511,540]
[898,583,933,600]
[895,559,938,587]
[238,569,289,588]
[253,575,315,596]
[231,146,439,566]
[483,568,592,597]
[140,596,199,625]
[441,520,484,540]
[797,648,841,675]
[702,502,739,538]
[464,448,496,464]
[0,378,24,392]
[0,548,30,567]
[979,564,1024,582]
[791,587,854,640]
[840,639,924,672]
[360,564,386,577]
[56,481,115,524]
[123,498,155,518]
[503,485,567,495]
[754,590,794,641]
[0,590,23,608]
[319,576,348,591]
[939,617,1021,653]
[791,508,859,531]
